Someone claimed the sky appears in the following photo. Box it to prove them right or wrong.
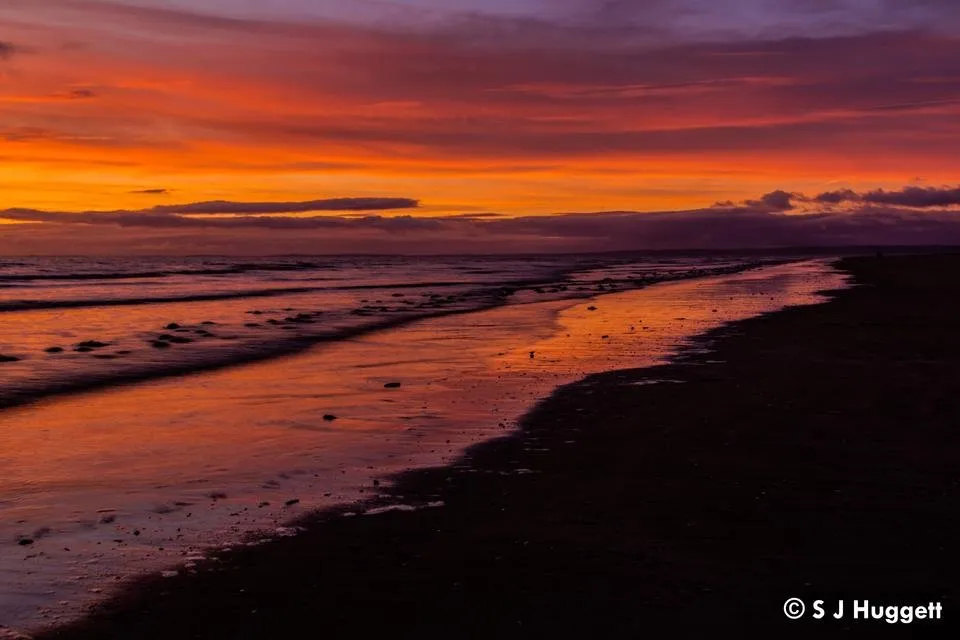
[2,0,960,253]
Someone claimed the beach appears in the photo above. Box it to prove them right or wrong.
[1,255,840,632]
[13,252,953,637]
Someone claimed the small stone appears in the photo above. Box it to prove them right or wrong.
[284,499,300,507]
[384,382,402,389]
[17,538,34,546]
[0,354,20,363]
[165,323,181,330]
[323,414,338,421]
[44,347,65,354]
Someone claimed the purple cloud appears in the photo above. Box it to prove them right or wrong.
[862,186,960,208]
[148,198,419,215]
[745,190,797,212]
[813,185,960,208]
[0,198,419,222]
[814,189,860,204]
[0,41,18,59]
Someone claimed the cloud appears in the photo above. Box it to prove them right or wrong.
[0,197,420,226]
[812,185,960,208]
[862,185,960,208]
[147,198,419,215]
[0,41,17,60]
[130,188,171,195]
[9,4,960,167]
[63,88,97,99]
[814,188,859,204]
[742,189,797,212]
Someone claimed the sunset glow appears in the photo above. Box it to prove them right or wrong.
[2,1,960,252]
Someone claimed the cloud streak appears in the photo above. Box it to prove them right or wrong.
[812,185,960,208]
[0,197,420,223]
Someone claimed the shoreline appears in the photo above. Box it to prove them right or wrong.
[3,260,836,632]
[25,253,960,637]
[0,259,774,412]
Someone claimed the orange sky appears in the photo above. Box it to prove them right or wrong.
[2,1,960,252]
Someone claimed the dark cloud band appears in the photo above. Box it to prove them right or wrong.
[814,186,960,208]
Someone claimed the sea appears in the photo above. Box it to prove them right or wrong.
[0,253,849,633]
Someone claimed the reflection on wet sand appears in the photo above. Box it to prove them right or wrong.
[0,260,846,631]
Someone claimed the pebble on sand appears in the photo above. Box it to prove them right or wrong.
[284,499,301,507]
[384,382,402,389]
[323,414,338,421]
[165,323,181,330]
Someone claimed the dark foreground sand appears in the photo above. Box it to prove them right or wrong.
[37,254,959,638]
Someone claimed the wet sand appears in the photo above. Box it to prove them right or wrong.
[2,261,838,631]
[22,253,960,637]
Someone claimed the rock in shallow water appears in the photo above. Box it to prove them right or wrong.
[76,340,109,349]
